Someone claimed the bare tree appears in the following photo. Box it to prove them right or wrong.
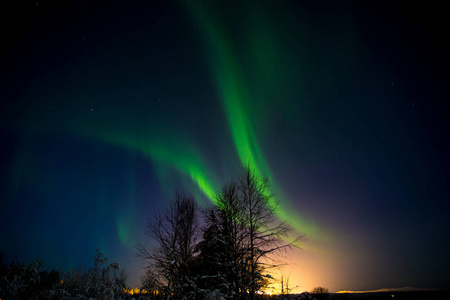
[136,191,199,300]
[239,166,303,300]
[280,273,287,295]
[280,272,298,296]
[311,287,329,294]
[197,167,303,299]
[311,286,330,300]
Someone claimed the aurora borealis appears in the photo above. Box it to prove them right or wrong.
[1,0,449,292]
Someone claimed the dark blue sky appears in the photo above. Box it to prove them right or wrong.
[1,0,449,292]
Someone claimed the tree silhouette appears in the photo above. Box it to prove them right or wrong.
[137,167,304,300]
[136,191,199,300]
[239,166,303,300]
[311,286,330,300]
[195,167,304,299]
[196,182,248,299]
[311,286,329,294]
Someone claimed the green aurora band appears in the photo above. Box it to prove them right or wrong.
[8,1,324,245]
[72,0,322,243]
[71,125,221,244]
[184,1,319,238]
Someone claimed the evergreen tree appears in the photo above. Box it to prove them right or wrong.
[196,183,248,299]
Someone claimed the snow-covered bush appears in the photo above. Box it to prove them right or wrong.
[0,250,128,300]
[0,260,44,299]
[61,249,128,300]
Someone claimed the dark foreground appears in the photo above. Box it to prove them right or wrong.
[278,291,450,300]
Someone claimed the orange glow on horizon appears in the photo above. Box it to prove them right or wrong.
[125,234,363,294]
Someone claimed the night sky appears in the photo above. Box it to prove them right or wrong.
[1,0,449,293]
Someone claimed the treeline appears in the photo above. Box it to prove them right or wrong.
[0,250,128,299]
[0,167,302,300]
[136,167,303,300]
